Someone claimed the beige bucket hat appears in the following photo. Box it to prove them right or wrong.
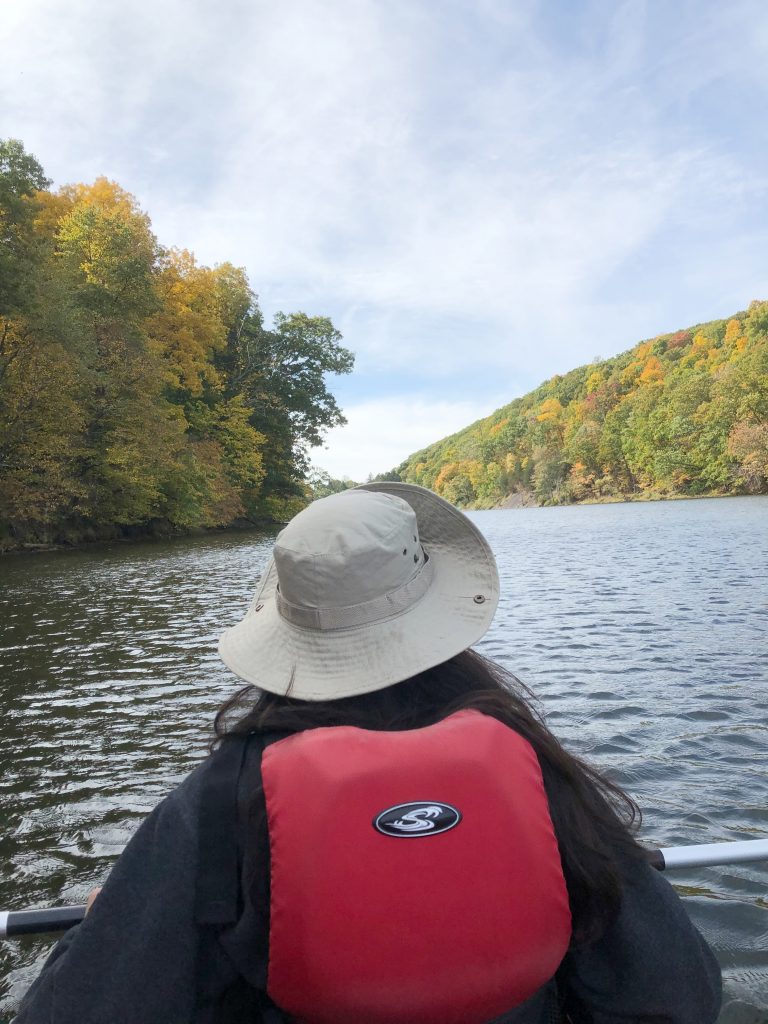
[218,482,499,701]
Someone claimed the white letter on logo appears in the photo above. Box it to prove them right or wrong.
[390,806,443,832]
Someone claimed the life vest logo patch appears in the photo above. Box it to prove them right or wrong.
[373,801,461,837]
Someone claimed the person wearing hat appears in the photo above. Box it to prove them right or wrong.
[15,484,721,1024]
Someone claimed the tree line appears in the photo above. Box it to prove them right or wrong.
[394,305,768,507]
[0,140,353,550]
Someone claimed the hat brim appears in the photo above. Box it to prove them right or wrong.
[218,483,499,701]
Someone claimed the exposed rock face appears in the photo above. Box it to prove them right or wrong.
[496,490,538,509]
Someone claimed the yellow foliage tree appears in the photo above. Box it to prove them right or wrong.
[536,398,564,422]
[724,319,742,344]
[639,356,664,384]
[147,248,227,396]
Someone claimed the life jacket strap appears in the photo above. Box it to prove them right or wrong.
[195,734,253,926]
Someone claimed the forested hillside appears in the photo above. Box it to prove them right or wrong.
[395,305,768,507]
[0,140,352,550]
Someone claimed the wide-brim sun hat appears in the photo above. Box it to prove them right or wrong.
[218,482,499,701]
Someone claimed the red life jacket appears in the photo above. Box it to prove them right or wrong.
[262,709,571,1024]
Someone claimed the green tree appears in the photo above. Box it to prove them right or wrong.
[441,472,475,506]
[0,139,51,316]
[220,309,354,509]
[0,320,84,533]
[308,468,359,499]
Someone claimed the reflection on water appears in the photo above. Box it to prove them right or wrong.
[1,497,767,1021]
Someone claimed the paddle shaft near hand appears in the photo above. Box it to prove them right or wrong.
[2,838,766,939]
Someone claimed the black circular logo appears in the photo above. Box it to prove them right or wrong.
[373,801,462,838]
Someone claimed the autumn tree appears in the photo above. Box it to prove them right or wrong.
[0,141,84,533]
[0,141,353,548]
[396,305,767,506]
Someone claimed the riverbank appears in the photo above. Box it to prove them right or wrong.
[477,486,748,512]
[5,487,755,552]
[0,516,282,555]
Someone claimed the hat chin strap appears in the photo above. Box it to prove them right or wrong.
[276,555,435,631]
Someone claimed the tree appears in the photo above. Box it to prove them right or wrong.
[0,143,84,539]
[56,178,158,324]
[53,179,180,524]
[0,139,51,316]
[307,468,359,499]
[219,309,354,507]
[147,248,228,397]
[0,321,84,531]
[441,471,475,506]
[727,422,768,491]
[0,143,356,545]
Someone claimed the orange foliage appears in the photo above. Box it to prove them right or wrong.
[667,330,691,350]
[434,461,459,492]
[639,356,664,383]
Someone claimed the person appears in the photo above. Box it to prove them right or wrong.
[15,483,722,1024]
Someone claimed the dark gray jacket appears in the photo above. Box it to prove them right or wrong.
[14,741,722,1024]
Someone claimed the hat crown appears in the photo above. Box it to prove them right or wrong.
[274,491,424,611]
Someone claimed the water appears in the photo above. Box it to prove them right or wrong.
[1,496,767,1021]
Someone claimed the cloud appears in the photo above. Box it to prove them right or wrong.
[310,395,501,481]
[146,0,768,380]
[3,0,768,473]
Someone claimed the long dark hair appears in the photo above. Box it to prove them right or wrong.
[212,649,647,945]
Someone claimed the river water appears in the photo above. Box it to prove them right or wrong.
[1,496,767,1021]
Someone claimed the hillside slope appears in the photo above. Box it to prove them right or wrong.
[394,302,768,507]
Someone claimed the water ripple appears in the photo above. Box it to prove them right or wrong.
[1,498,767,1019]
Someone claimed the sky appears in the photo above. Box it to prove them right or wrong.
[2,0,767,479]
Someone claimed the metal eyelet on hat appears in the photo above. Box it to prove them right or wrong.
[473,594,486,604]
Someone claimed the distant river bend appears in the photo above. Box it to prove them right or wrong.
[1,496,767,1021]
